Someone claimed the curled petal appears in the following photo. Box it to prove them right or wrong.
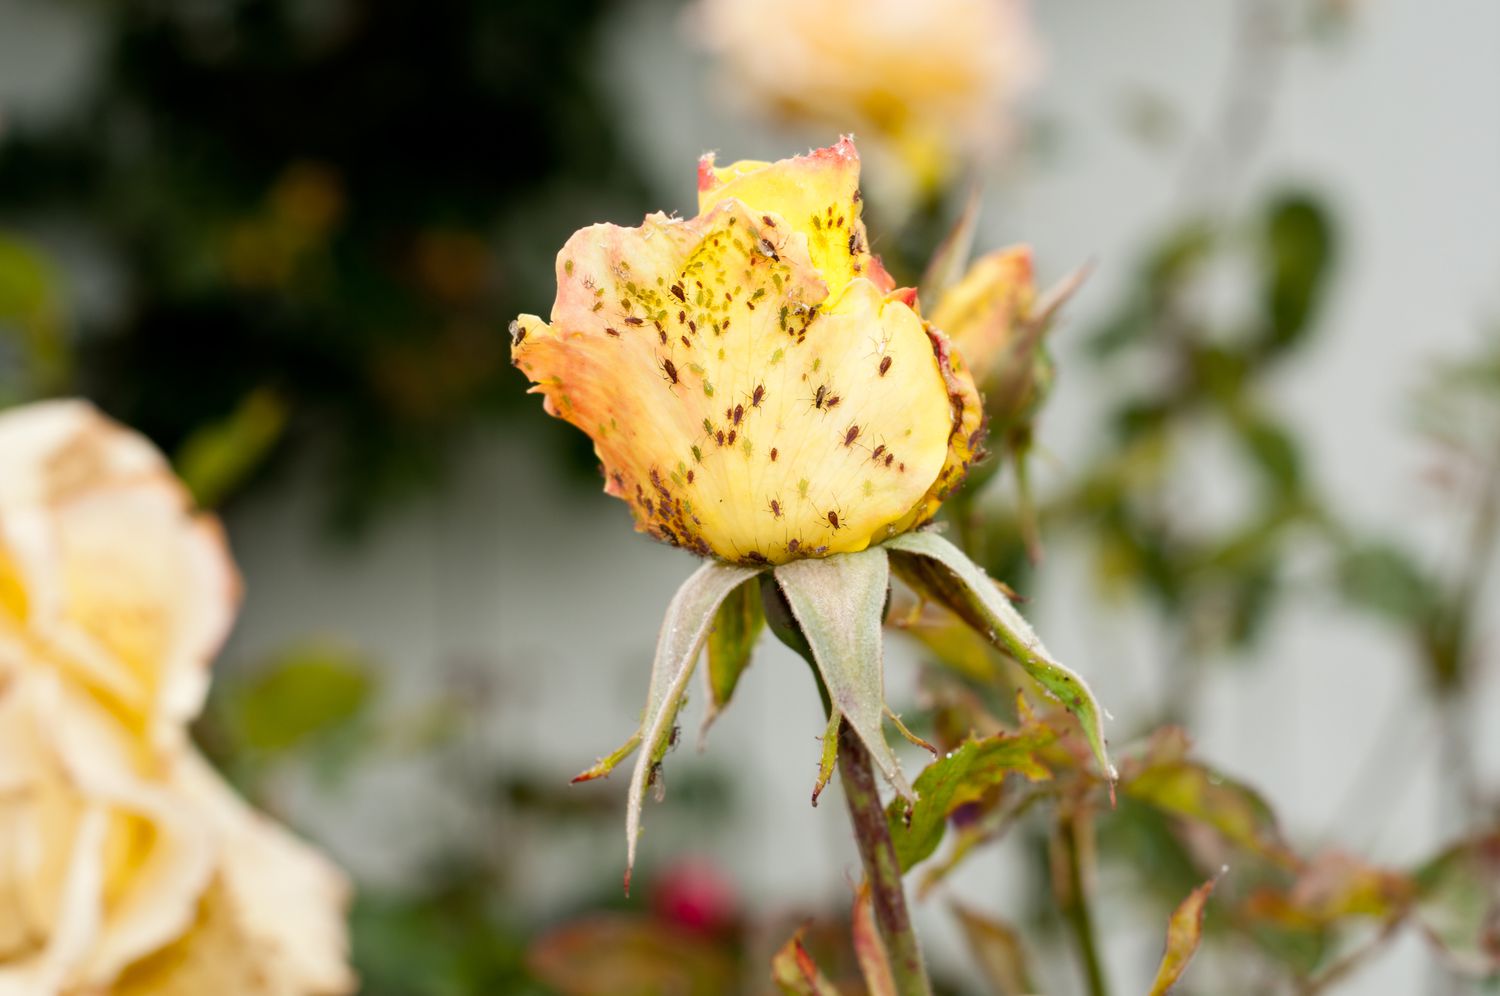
[697,137,894,295]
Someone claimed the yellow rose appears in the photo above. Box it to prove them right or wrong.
[693,0,1039,189]
[511,138,983,565]
[0,663,215,994]
[0,400,354,995]
[927,245,1037,390]
[0,401,239,750]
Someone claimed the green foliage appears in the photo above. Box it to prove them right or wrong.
[224,640,374,755]
[0,232,69,403]
[1258,192,1336,355]
[174,386,289,508]
[885,729,1054,871]
[704,578,765,726]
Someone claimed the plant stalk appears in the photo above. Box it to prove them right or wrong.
[1060,810,1110,996]
[838,720,933,996]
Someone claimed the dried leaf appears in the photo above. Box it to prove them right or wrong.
[1122,728,1292,866]
[951,903,1036,995]
[1148,870,1223,995]
[774,548,914,803]
[1243,851,1413,931]
[530,915,736,996]
[770,929,842,996]
[625,562,764,889]
[885,530,1115,782]
[885,729,1054,871]
[852,885,898,996]
[701,577,765,736]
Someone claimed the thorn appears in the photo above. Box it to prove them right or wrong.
[885,706,939,756]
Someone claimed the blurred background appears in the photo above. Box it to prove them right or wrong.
[1,0,1497,993]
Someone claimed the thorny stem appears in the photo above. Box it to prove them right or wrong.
[837,720,933,996]
[1059,810,1110,996]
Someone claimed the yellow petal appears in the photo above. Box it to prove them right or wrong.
[0,402,240,748]
[927,245,1035,387]
[514,181,982,564]
[697,138,894,298]
[0,667,216,992]
[112,753,356,996]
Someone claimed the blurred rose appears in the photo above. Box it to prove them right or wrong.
[0,400,238,751]
[693,0,1039,192]
[0,400,354,995]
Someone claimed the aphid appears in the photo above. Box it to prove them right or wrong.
[827,510,841,530]
[605,326,621,337]
[624,316,645,326]
[688,320,698,335]
[678,310,687,324]
[769,499,782,519]
[879,355,892,377]
[681,336,691,348]
[716,430,726,446]
[727,430,737,445]
[744,550,769,565]
[670,283,687,302]
[686,470,695,483]
[825,395,841,410]
[871,444,886,461]
[842,424,861,447]
[761,215,776,227]
[770,447,779,462]
[732,404,744,425]
[659,329,668,344]
[848,230,865,255]
[508,320,527,345]
[751,384,766,407]
[813,384,828,409]
[757,237,780,261]
[662,358,679,385]
[787,538,801,554]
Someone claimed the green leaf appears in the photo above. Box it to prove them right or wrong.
[174,387,289,508]
[771,929,842,996]
[884,530,1115,782]
[0,233,70,400]
[773,548,913,803]
[1412,831,1500,976]
[625,561,763,888]
[885,730,1054,871]
[1259,192,1335,353]
[811,711,840,807]
[951,904,1036,996]
[701,577,765,734]
[230,641,374,753]
[1122,728,1292,866]
[1149,871,1222,995]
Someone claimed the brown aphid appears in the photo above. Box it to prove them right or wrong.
[761,215,777,227]
[732,404,744,425]
[751,384,766,407]
[757,237,780,260]
[659,329,668,344]
[879,355,892,377]
[787,538,801,554]
[848,230,865,255]
[716,430,726,446]
[624,316,645,326]
[605,326,621,337]
[770,447,779,462]
[769,499,782,519]
[662,358,679,385]
[871,444,886,461]
[681,336,691,348]
[842,424,861,447]
[508,320,527,345]
[827,510,841,530]
[727,430,737,445]
[884,453,894,467]
[813,384,828,410]
[825,395,841,410]
[670,283,687,302]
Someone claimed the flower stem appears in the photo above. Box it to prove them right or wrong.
[1060,810,1110,996]
[838,720,933,996]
